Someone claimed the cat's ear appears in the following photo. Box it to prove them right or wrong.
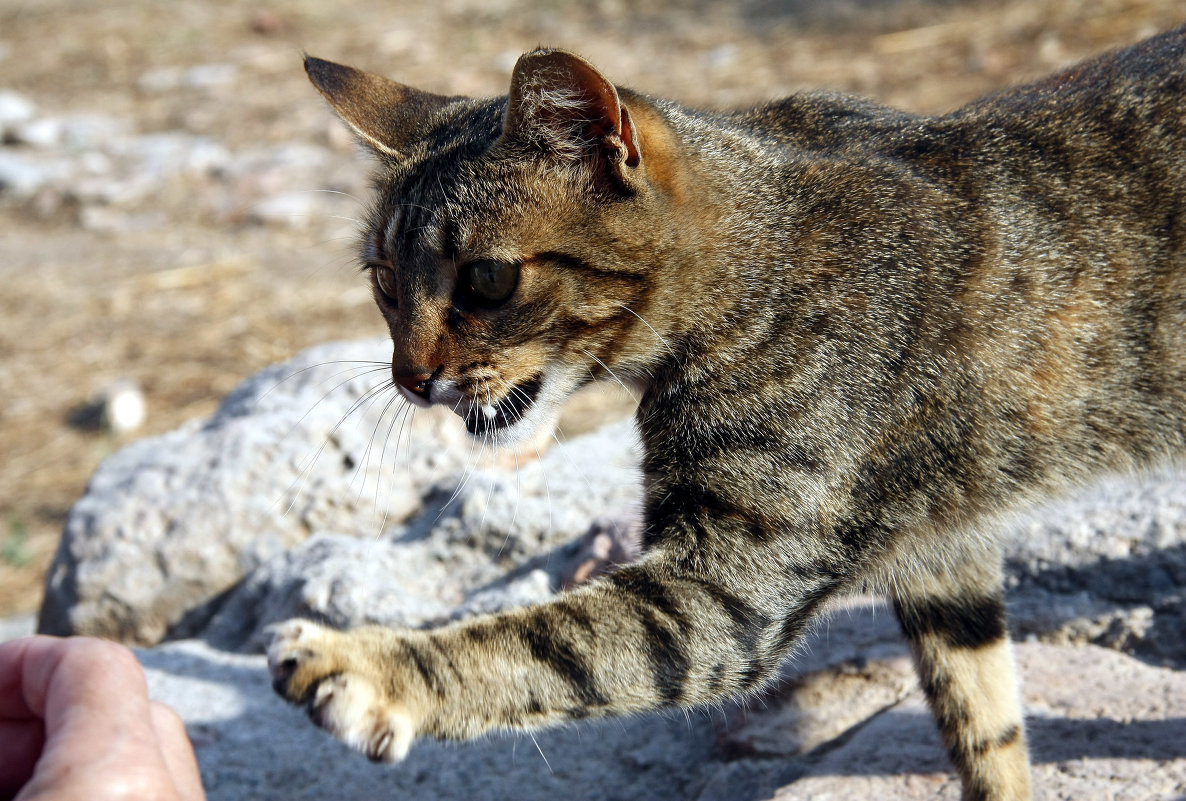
[502,49,642,179]
[305,56,453,160]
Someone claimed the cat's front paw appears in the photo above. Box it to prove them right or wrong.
[266,619,418,762]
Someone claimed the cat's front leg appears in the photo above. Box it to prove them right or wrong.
[267,552,836,760]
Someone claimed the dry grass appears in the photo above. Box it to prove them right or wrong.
[1,0,1182,616]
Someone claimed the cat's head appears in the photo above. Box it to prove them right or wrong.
[307,49,697,445]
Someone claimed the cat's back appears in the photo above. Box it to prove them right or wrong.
[955,24,1186,200]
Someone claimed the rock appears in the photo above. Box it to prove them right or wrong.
[40,338,641,646]
[78,206,167,233]
[11,116,63,148]
[717,654,919,761]
[99,379,148,433]
[202,409,639,650]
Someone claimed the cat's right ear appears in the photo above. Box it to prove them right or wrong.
[304,56,453,160]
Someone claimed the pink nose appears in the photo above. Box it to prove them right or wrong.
[394,371,433,400]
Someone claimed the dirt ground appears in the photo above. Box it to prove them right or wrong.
[1,0,1183,616]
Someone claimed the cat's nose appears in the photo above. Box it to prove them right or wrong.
[394,370,434,400]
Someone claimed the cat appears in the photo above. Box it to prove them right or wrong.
[267,26,1186,801]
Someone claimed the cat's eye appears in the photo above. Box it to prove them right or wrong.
[459,259,519,308]
[371,265,398,306]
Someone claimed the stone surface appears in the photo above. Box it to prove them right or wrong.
[1005,470,1186,667]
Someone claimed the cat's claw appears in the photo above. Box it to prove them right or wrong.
[266,619,416,763]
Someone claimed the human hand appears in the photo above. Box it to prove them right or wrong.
[0,635,205,801]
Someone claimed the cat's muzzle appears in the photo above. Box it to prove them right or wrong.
[464,375,543,436]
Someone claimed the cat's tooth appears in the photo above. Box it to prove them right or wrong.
[481,404,497,419]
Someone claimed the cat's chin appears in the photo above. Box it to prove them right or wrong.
[458,370,575,448]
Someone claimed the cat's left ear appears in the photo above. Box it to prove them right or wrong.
[305,56,454,160]
[501,49,642,183]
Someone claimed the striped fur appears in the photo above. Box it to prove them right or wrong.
[273,32,1186,800]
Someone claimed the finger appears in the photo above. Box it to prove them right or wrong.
[25,637,159,752]
[0,638,37,719]
[0,719,44,794]
[2,636,156,736]
[1,638,203,801]
[6,636,172,798]
[150,703,206,801]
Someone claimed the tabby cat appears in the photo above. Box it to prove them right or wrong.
[268,27,1186,801]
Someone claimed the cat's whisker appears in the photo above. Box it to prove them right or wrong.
[351,386,406,507]
[613,301,680,363]
[530,435,555,548]
[342,381,401,489]
[277,378,394,518]
[321,214,369,226]
[259,360,390,404]
[506,443,523,554]
[476,382,498,535]
[494,386,534,559]
[272,368,393,447]
[391,200,437,215]
[579,348,640,404]
[299,188,367,206]
[397,399,420,491]
[437,394,486,519]
[372,401,415,538]
[528,732,554,774]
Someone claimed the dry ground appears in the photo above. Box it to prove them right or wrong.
[2,0,1183,615]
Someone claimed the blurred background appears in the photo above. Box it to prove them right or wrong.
[1,0,1183,617]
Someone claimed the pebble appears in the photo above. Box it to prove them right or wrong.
[13,117,64,148]
[702,44,738,70]
[0,151,71,198]
[100,379,148,433]
[0,89,36,135]
[248,190,318,228]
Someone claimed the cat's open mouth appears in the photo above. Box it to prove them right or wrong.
[464,375,543,436]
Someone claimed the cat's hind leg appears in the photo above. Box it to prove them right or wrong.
[891,550,1032,801]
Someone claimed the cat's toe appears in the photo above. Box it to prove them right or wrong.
[265,618,333,704]
[311,673,416,763]
[265,619,417,762]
